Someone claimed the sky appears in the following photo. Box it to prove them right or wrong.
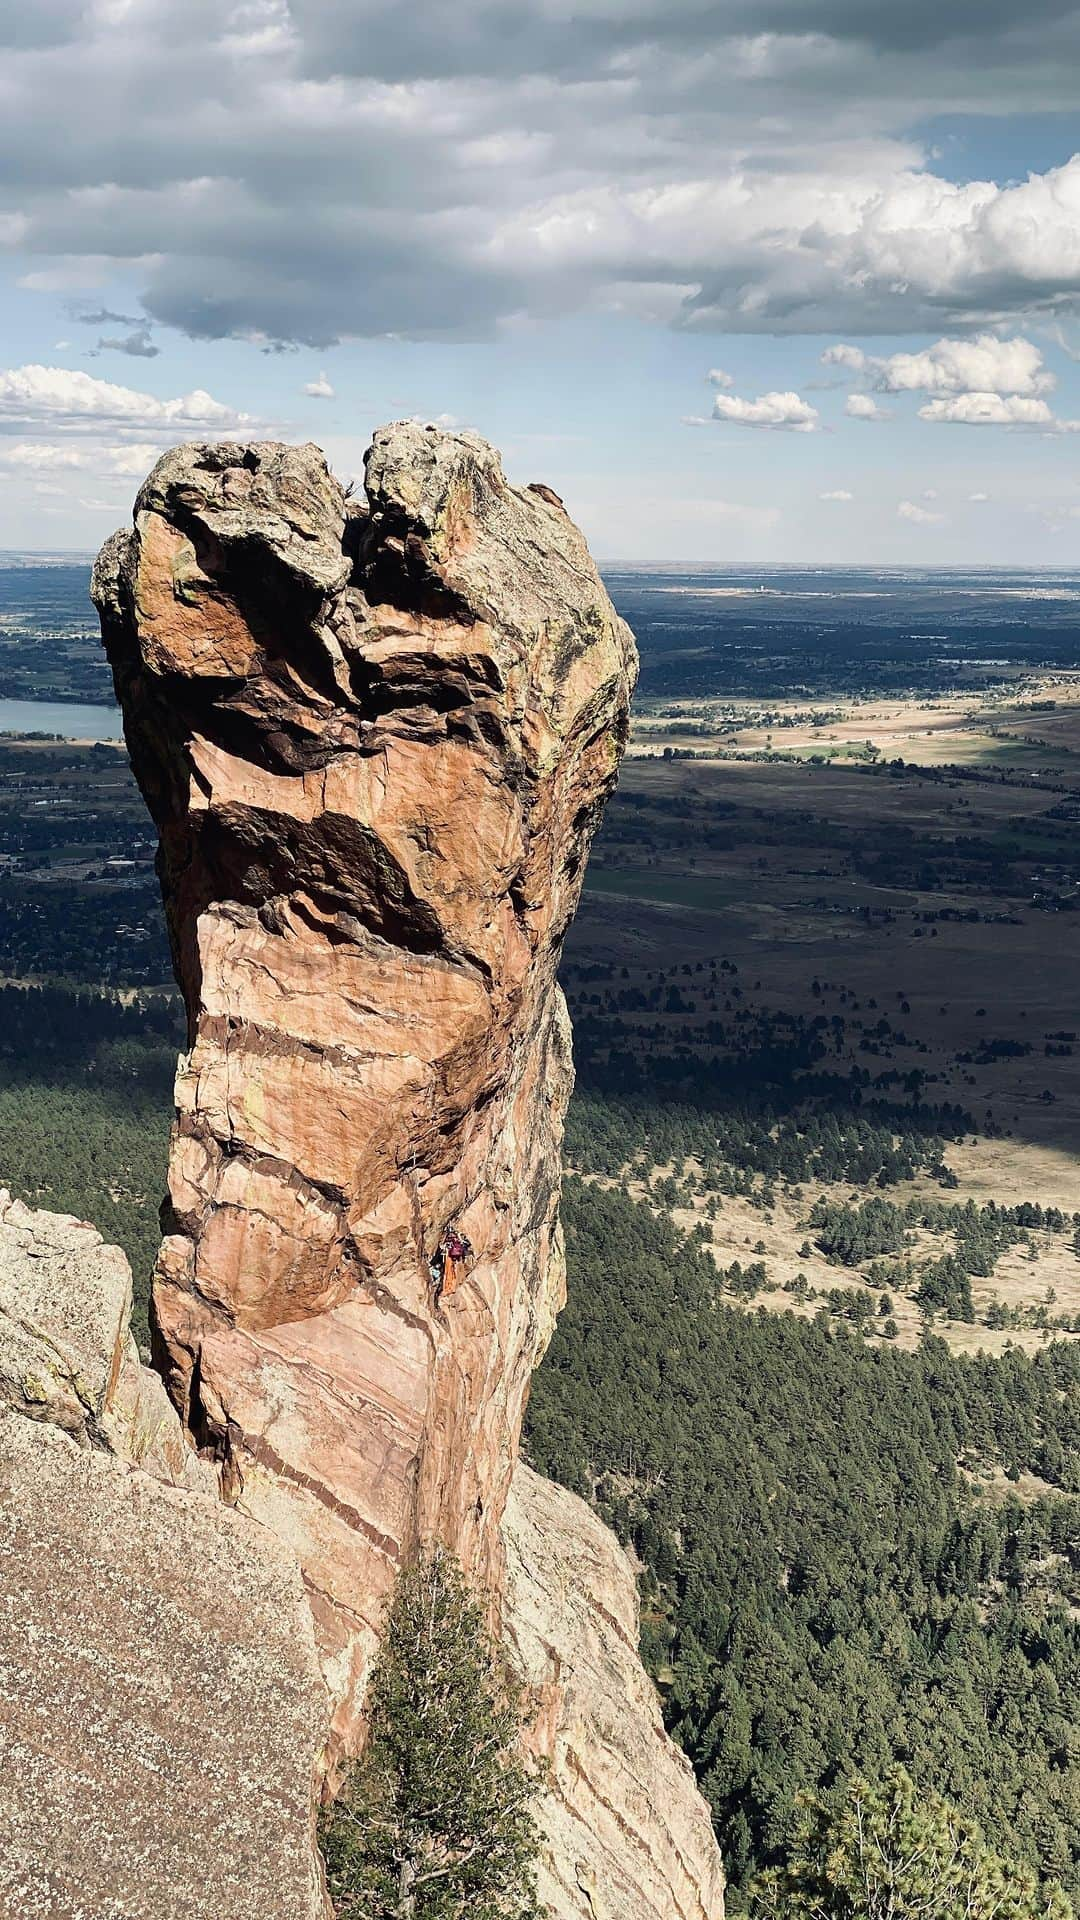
[0,0,1079,562]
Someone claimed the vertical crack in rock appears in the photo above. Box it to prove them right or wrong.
[92,422,638,1751]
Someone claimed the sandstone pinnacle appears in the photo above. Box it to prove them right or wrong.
[93,420,638,1744]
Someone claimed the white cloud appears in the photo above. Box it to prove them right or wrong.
[871,334,1053,397]
[922,488,938,499]
[822,345,867,372]
[0,439,159,474]
[820,488,853,501]
[969,490,991,501]
[711,389,818,432]
[918,392,1057,425]
[898,499,945,524]
[708,368,735,389]
[845,393,888,421]
[303,370,335,398]
[0,365,256,436]
[0,442,87,470]
[826,332,1080,429]
[96,442,167,474]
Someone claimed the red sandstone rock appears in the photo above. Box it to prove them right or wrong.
[93,423,637,1748]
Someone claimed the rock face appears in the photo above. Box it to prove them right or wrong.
[93,422,637,1745]
[90,422,725,1916]
[0,1187,207,1486]
[0,1188,131,1442]
[0,1198,329,1920]
[504,1465,727,1920]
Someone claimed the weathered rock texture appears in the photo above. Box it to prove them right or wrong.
[0,1198,329,1920]
[505,1465,727,1920]
[0,1187,209,1486]
[93,422,637,1742]
[90,423,725,1916]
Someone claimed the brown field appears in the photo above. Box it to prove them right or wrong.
[630,673,1080,774]
[566,679,1080,1358]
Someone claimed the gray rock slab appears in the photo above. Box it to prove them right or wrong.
[0,1410,329,1920]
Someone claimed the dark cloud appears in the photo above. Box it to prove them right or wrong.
[96,327,161,358]
[0,0,1078,345]
[71,305,147,329]
[749,0,1080,56]
[291,0,1080,79]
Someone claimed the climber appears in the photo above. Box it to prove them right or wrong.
[438,1222,473,1301]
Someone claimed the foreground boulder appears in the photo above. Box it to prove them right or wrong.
[0,1199,329,1920]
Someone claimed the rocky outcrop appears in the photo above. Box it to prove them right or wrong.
[0,1188,208,1486]
[92,422,637,1746]
[89,422,725,1915]
[505,1465,727,1920]
[0,1189,131,1442]
[0,1197,329,1920]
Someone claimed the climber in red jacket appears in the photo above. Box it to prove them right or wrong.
[433,1223,473,1303]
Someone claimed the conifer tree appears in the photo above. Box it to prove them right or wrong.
[750,1767,1073,1920]
[321,1544,545,1920]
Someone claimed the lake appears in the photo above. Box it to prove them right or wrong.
[0,698,123,740]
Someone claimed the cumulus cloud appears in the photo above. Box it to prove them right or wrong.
[845,393,888,421]
[824,330,1080,429]
[708,368,735,389]
[303,371,335,398]
[822,345,867,372]
[711,389,818,431]
[898,499,945,523]
[969,490,991,501]
[0,440,163,475]
[820,488,853,500]
[0,365,255,435]
[2,1,1080,343]
[917,392,1057,425]
[870,334,1053,396]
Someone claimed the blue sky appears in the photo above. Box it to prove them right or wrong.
[1,0,1079,563]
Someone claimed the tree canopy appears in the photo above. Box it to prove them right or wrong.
[321,1545,545,1920]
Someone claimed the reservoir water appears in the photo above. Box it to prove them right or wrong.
[0,698,123,740]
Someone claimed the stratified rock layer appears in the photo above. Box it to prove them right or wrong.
[92,424,725,1917]
[93,424,637,1742]
[505,1465,727,1920]
[0,1198,328,1920]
